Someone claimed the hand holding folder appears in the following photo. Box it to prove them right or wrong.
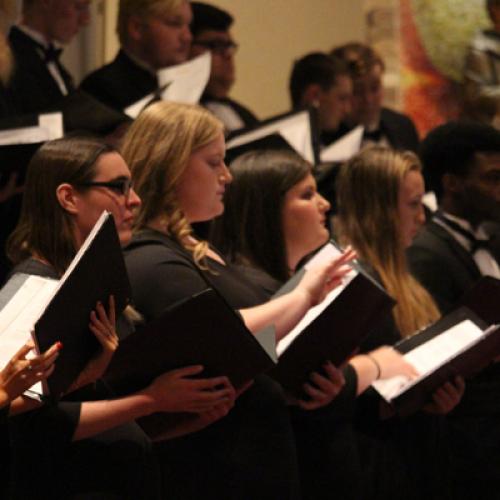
[372,307,500,416]
[271,241,395,397]
[0,212,132,399]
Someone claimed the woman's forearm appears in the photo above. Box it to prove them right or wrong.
[74,391,156,441]
[240,288,311,341]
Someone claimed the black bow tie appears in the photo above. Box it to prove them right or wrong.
[434,213,493,253]
[34,41,63,63]
[43,44,63,63]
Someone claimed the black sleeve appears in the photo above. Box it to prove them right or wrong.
[125,243,209,322]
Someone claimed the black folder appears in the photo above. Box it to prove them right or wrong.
[0,114,52,186]
[105,288,276,437]
[33,212,132,399]
[457,275,500,325]
[0,141,42,186]
[57,89,131,136]
[382,307,500,416]
[106,288,275,395]
[269,245,395,396]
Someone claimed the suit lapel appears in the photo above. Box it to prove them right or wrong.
[427,220,482,280]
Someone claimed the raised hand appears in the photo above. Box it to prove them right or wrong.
[297,246,357,307]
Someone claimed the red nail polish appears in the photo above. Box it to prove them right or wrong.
[56,341,63,350]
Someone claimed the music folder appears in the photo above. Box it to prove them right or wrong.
[226,108,320,165]
[0,211,132,399]
[0,112,63,186]
[124,52,211,118]
[106,288,276,394]
[457,275,500,325]
[270,241,395,396]
[372,307,500,416]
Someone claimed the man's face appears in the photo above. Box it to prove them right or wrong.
[46,0,91,44]
[317,75,352,133]
[348,63,384,128]
[190,29,236,98]
[136,1,193,69]
[459,152,500,224]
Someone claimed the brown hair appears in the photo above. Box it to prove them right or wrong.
[212,149,311,282]
[331,42,385,80]
[335,146,440,336]
[7,136,115,276]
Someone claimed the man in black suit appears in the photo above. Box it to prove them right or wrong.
[331,42,420,153]
[189,2,258,134]
[8,0,90,114]
[408,122,500,497]
[289,52,353,148]
[408,121,500,313]
[80,0,192,112]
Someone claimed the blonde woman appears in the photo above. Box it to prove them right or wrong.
[336,146,464,499]
[121,101,355,499]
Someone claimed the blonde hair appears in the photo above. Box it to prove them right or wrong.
[117,0,187,45]
[120,101,223,267]
[336,146,440,337]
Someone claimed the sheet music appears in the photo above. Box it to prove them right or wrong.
[158,52,211,104]
[226,110,315,164]
[320,125,364,163]
[276,242,357,356]
[0,112,63,145]
[372,319,486,401]
[0,275,59,397]
[124,53,211,119]
[38,112,64,140]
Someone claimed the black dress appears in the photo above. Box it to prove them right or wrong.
[231,262,364,500]
[124,229,302,500]
[352,267,453,500]
[5,258,161,500]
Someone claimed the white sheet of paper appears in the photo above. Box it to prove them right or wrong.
[0,275,59,397]
[158,52,211,104]
[0,212,110,398]
[372,319,486,401]
[124,92,156,119]
[226,110,315,164]
[124,53,211,118]
[38,112,64,140]
[320,125,364,163]
[276,242,357,356]
[0,112,63,145]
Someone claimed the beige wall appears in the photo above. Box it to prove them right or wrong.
[101,0,365,119]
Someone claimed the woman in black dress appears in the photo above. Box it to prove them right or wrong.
[335,146,465,499]
[4,135,236,499]
[120,101,359,500]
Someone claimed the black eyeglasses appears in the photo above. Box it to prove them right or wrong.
[192,40,238,55]
[78,178,133,197]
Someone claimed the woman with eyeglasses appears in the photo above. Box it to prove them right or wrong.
[4,135,236,500]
